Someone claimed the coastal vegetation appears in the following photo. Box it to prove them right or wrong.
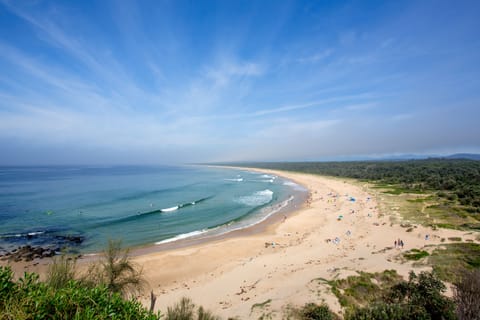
[311,270,480,320]
[427,242,480,281]
[3,266,479,319]
[328,270,402,310]
[289,303,339,320]
[228,159,480,230]
[0,266,159,320]
[2,160,480,319]
[166,297,220,320]
[81,239,145,298]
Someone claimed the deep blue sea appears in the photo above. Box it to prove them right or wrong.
[0,165,306,253]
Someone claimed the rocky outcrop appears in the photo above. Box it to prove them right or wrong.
[0,245,59,262]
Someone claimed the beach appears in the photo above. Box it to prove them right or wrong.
[133,168,477,318]
[2,168,477,318]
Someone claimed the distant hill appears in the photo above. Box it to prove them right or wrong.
[444,153,480,160]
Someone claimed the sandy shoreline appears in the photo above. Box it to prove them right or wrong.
[2,168,478,319]
[131,169,478,318]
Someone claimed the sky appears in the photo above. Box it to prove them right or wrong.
[0,0,479,165]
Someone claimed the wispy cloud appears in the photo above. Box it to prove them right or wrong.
[296,49,333,63]
[0,0,479,164]
[251,93,375,117]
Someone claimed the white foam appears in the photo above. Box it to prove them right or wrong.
[161,206,179,212]
[27,231,45,236]
[283,181,307,191]
[235,189,274,207]
[261,174,276,180]
[250,179,274,183]
[155,229,208,244]
[225,178,243,182]
[228,195,294,233]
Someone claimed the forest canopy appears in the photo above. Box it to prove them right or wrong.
[226,159,480,211]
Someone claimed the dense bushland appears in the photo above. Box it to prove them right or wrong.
[228,159,480,211]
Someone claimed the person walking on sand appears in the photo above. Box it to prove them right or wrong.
[394,240,397,248]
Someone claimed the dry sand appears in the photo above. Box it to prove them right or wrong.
[2,168,477,319]
[134,169,478,319]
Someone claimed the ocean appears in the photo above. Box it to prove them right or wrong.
[0,165,306,254]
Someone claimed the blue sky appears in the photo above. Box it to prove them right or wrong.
[1,0,479,164]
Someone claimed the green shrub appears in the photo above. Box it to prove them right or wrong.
[403,249,429,261]
[166,297,219,320]
[82,239,146,298]
[346,302,429,320]
[46,254,77,289]
[0,266,161,320]
[297,303,337,320]
[343,271,457,320]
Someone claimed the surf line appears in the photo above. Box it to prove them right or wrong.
[143,196,212,215]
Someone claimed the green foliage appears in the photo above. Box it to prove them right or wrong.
[166,297,219,320]
[448,237,463,242]
[166,297,195,320]
[345,302,429,320]
[295,303,338,320]
[429,243,480,281]
[46,254,77,289]
[346,271,456,320]
[328,270,402,309]
[403,249,429,261]
[82,239,145,298]
[229,159,480,212]
[0,266,161,320]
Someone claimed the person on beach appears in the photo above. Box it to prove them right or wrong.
[394,240,397,248]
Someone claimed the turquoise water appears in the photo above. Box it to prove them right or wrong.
[0,165,305,253]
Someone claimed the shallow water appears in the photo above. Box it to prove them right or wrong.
[0,165,305,253]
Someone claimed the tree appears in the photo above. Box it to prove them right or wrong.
[83,239,146,298]
[453,269,480,320]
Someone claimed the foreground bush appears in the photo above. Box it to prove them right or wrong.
[166,297,220,320]
[82,239,146,298]
[295,302,338,320]
[0,266,160,320]
[346,271,456,320]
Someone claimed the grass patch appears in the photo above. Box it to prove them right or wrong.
[428,243,480,281]
[372,184,480,232]
[403,249,429,261]
[251,299,272,311]
[407,196,435,203]
[327,270,402,310]
[448,237,462,242]
[435,223,460,230]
